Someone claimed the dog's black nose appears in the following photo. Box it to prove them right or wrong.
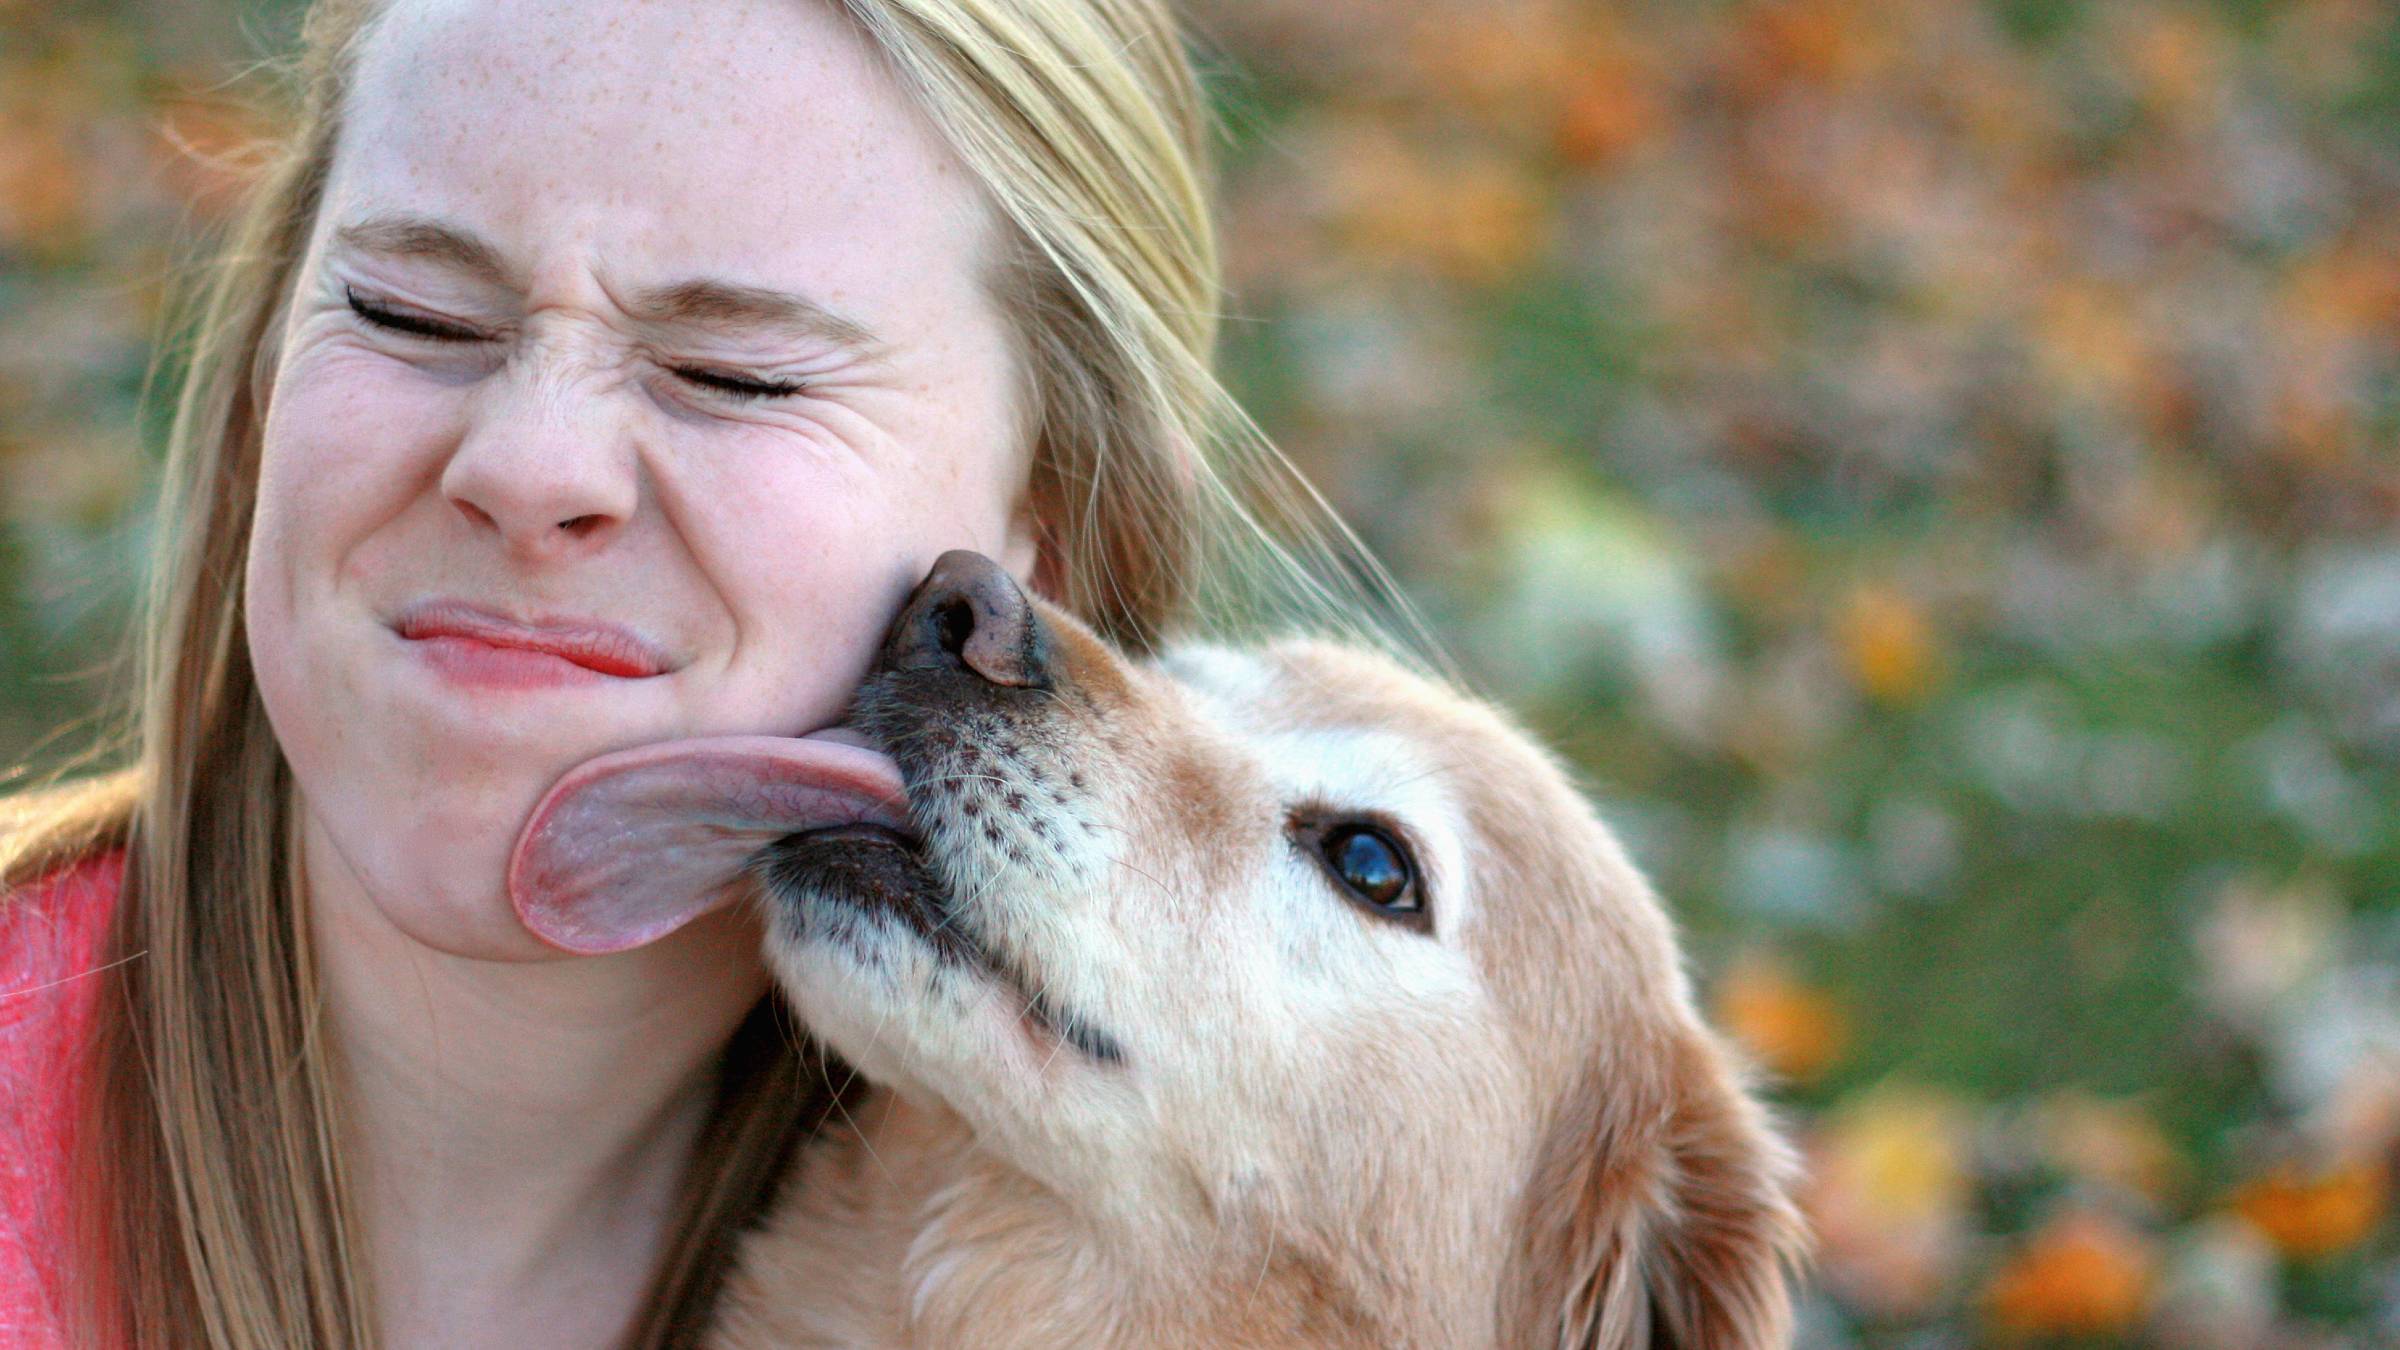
[883,550,1052,689]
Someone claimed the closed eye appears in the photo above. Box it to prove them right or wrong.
[670,366,808,400]
[346,286,482,343]
[347,286,807,400]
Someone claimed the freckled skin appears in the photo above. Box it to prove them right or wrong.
[245,0,1042,962]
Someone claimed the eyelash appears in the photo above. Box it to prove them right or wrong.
[345,287,478,343]
[343,286,809,401]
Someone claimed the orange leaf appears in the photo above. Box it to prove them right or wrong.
[1714,956,1849,1083]
[1982,1210,2157,1337]
[1554,68,1657,171]
[1837,584,1940,705]
[2230,1160,2389,1261]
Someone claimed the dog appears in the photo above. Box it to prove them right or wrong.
[511,551,1806,1347]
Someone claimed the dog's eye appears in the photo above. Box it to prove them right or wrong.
[1326,827,1410,907]
[1301,820,1427,931]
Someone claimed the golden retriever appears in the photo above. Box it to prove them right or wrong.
[512,551,1807,1348]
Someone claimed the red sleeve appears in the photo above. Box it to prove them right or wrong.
[0,850,125,1349]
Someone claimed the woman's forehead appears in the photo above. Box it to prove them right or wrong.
[326,0,1000,325]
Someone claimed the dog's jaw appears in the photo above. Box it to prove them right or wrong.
[714,1089,1437,1350]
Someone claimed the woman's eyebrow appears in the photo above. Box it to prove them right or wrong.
[626,280,887,364]
[329,212,888,361]
[334,214,514,289]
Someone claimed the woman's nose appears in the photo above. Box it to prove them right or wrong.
[438,371,640,563]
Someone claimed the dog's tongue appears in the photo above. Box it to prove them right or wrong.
[508,732,907,955]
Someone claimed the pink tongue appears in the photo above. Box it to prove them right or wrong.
[508,733,907,955]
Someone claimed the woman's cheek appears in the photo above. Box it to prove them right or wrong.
[246,355,389,751]
[709,454,910,660]
[266,342,462,510]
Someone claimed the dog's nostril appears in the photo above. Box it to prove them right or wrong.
[882,550,1052,689]
[934,597,977,661]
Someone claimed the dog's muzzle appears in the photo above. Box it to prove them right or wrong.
[502,550,1055,957]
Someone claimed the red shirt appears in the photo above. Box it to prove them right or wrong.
[0,850,122,1349]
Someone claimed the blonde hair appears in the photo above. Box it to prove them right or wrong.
[0,0,1410,1345]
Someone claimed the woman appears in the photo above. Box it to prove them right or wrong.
[0,0,1386,1343]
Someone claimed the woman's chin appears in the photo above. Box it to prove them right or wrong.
[297,788,561,962]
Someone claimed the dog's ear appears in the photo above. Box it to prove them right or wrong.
[1509,1022,1807,1349]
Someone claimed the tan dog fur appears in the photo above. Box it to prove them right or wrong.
[710,606,1807,1348]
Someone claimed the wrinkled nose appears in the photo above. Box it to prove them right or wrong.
[882,550,1052,689]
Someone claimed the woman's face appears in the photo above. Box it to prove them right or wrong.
[247,0,1036,959]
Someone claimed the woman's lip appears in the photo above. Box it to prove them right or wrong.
[392,599,674,678]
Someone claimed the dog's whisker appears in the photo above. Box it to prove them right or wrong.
[921,866,1002,947]
[829,1058,868,1101]
[908,770,1016,792]
[1102,855,1178,908]
[825,1072,899,1191]
[1018,947,1076,1066]
[1030,1014,1068,1078]
[1012,683,1073,715]
[1246,1222,1279,1315]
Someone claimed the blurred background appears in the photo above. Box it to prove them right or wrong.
[2,0,2394,1343]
